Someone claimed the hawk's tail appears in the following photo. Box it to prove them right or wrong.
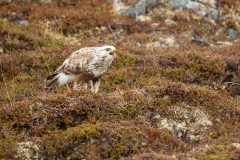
[44,72,60,88]
[45,72,75,88]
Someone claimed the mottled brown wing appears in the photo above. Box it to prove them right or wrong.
[61,50,96,75]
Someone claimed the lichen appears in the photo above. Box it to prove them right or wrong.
[15,141,41,160]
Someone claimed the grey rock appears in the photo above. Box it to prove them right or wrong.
[146,0,157,9]
[186,1,210,17]
[197,10,208,17]
[112,0,158,19]
[186,1,206,10]
[12,20,29,25]
[169,0,218,21]
[135,0,146,15]
[160,107,213,143]
[211,10,218,20]
[211,3,217,9]
[128,0,146,18]
[191,30,209,46]
[126,9,136,18]
[228,28,237,38]
[168,0,190,9]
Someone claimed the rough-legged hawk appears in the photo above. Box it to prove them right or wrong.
[45,45,116,92]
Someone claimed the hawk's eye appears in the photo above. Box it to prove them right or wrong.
[105,48,111,52]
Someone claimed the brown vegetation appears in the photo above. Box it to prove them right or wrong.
[0,0,239,159]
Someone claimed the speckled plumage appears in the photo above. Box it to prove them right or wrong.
[45,45,116,92]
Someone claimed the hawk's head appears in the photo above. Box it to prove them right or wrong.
[97,45,117,59]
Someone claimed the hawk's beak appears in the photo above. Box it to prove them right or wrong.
[109,51,116,56]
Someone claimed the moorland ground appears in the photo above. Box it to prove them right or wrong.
[0,0,240,159]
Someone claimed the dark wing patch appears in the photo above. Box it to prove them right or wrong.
[46,72,59,80]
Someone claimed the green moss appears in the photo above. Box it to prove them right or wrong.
[214,145,226,152]
[121,53,139,65]
[77,124,96,139]
[165,67,189,82]
[0,139,17,159]
[157,95,172,107]
[199,154,232,160]
[16,75,36,82]
[209,132,221,139]
[43,37,64,48]
[198,144,232,160]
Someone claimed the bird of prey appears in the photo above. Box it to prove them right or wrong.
[45,45,116,93]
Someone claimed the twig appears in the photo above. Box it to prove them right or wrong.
[36,42,51,74]
[36,42,60,93]
[225,82,240,87]
[107,24,117,45]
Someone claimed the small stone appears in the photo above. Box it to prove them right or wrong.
[101,26,107,31]
[12,20,29,25]
[211,10,218,20]
[228,28,237,38]
[186,1,206,11]
[39,0,51,2]
[146,0,157,11]
[136,15,152,21]
[154,114,161,119]
[127,0,146,18]
[168,0,190,9]
[134,0,146,15]
[215,41,233,46]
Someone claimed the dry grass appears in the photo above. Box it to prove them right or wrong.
[0,0,240,159]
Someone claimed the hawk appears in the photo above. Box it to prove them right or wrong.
[45,45,116,93]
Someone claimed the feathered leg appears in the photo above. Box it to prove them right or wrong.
[73,75,88,91]
[90,77,101,93]
[74,83,87,91]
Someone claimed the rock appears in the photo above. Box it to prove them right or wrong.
[191,30,209,46]
[127,0,146,18]
[197,10,209,17]
[145,37,178,48]
[228,28,237,38]
[135,0,146,15]
[186,1,206,10]
[12,20,29,25]
[168,0,190,9]
[112,0,130,15]
[15,141,41,159]
[211,9,218,20]
[112,0,158,18]
[165,37,177,46]
[136,15,152,21]
[214,41,233,46]
[159,107,212,143]
[198,0,217,8]
[186,1,209,17]
[39,0,51,2]
[169,0,218,20]
[146,0,157,12]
